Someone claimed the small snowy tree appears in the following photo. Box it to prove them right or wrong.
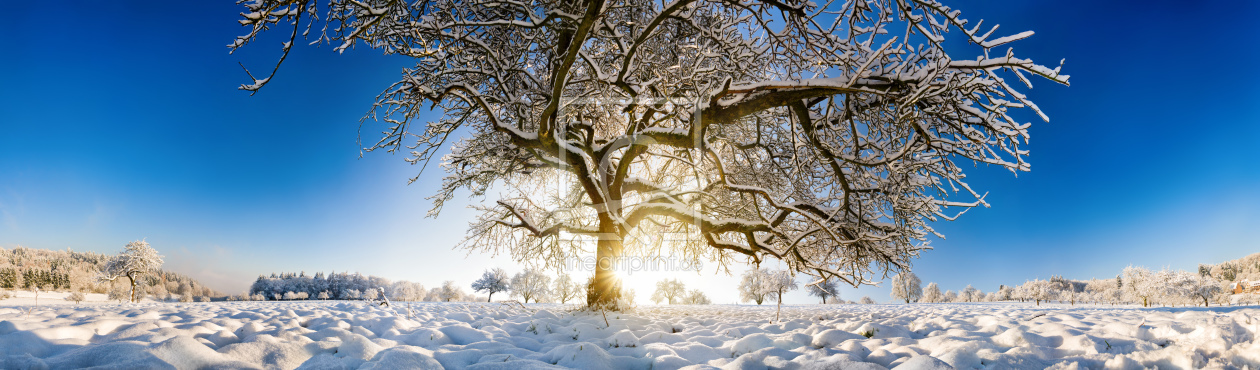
[890,272,923,303]
[65,292,86,305]
[551,274,584,304]
[651,279,687,305]
[764,270,799,321]
[806,279,839,304]
[921,283,943,303]
[738,269,771,305]
[97,240,164,303]
[943,290,958,303]
[232,0,1069,308]
[439,281,463,302]
[283,291,298,300]
[859,296,876,304]
[471,268,511,302]
[510,269,551,303]
[317,291,330,300]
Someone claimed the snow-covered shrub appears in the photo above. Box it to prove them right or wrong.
[180,294,193,303]
[651,279,686,305]
[65,292,86,304]
[195,296,210,302]
[317,291,330,300]
[250,293,266,301]
[943,290,958,303]
[472,268,511,302]
[859,296,876,304]
[107,284,129,303]
[890,272,922,303]
[283,291,298,300]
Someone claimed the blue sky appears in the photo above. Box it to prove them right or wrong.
[1,1,1257,304]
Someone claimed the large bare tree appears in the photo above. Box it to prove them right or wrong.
[232,0,1067,308]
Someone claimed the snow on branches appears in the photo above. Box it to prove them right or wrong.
[97,240,164,303]
[233,0,1069,304]
[471,268,511,302]
[890,271,922,303]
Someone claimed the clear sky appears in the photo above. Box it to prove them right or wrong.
[1,1,1257,304]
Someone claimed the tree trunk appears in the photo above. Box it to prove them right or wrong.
[127,273,137,303]
[775,291,783,321]
[488,292,494,303]
[590,218,623,309]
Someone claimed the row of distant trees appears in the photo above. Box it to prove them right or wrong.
[883,265,1244,307]
[248,272,456,302]
[0,243,219,303]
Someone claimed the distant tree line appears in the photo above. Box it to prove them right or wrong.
[247,271,441,302]
[0,246,219,300]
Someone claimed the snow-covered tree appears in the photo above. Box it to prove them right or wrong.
[510,269,551,303]
[859,296,876,304]
[1122,266,1157,307]
[764,270,798,321]
[389,281,424,302]
[921,282,943,303]
[681,289,711,305]
[738,268,770,305]
[1022,279,1055,306]
[890,272,922,303]
[97,240,164,303]
[438,281,462,302]
[960,285,979,303]
[232,0,1069,308]
[943,290,958,303]
[551,274,584,304]
[997,285,1014,302]
[651,279,687,305]
[471,268,511,302]
[806,279,839,304]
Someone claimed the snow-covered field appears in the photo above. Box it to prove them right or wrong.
[1,300,1257,370]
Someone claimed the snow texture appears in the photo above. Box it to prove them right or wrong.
[1,300,1258,369]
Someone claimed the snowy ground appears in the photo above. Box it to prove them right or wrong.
[0,300,1257,370]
